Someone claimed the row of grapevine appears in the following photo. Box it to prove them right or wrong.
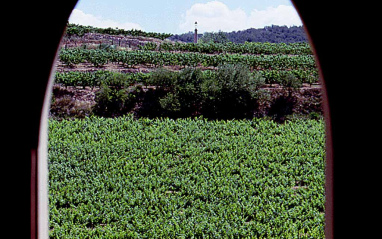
[59,48,317,70]
[55,69,319,88]
[151,41,313,55]
[55,71,149,88]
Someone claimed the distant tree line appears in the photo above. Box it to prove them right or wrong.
[65,23,173,40]
[169,25,308,44]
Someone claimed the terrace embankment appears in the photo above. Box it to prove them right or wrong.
[51,83,322,121]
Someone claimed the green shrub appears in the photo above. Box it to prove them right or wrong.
[154,67,203,117]
[159,92,181,113]
[280,72,302,93]
[173,67,203,115]
[93,74,141,117]
[201,64,265,119]
[151,64,265,119]
[148,67,178,88]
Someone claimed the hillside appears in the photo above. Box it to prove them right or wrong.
[52,24,321,121]
[170,25,308,43]
[63,24,307,47]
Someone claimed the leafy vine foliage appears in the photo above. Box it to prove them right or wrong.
[49,116,325,238]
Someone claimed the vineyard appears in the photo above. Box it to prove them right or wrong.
[49,25,325,238]
[49,116,325,238]
[55,69,318,89]
[53,27,321,120]
[59,49,316,73]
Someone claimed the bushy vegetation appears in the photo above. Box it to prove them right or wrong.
[200,64,265,119]
[90,65,267,119]
[52,66,321,120]
[153,67,203,117]
[92,73,144,117]
[49,116,325,238]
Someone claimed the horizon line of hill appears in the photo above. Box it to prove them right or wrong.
[170,25,308,44]
[66,23,308,44]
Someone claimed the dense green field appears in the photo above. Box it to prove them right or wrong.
[48,116,325,238]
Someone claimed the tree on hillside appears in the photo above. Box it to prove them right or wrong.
[199,31,230,43]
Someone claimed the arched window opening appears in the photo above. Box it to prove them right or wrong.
[45,1,327,238]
